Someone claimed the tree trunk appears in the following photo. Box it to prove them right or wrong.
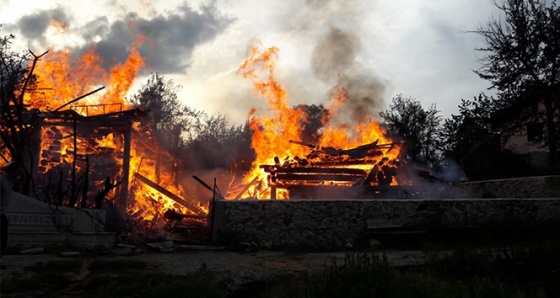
[544,97,557,166]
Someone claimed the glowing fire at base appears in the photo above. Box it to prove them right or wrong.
[231,43,403,200]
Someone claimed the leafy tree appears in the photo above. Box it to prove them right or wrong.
[442,93,531,180]
[0,29,31,164]
[379,94,443,168]
[0,28,47,194]
[129,73,200,155]
[294,104,329,144]
[473,0,560,166]
[182,113,253,172]
[441,93,503,160]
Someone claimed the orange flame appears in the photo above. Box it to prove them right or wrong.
[27,36,203,224]
[235,43,401,199]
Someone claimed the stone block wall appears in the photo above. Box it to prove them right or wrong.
[458,176,560,198]
[212,198,560,249]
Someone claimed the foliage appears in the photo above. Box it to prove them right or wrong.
[182,113,253,172]
[129,72,201,155]
[440,93,533,180]
[130,73,254,172]
[379,94,443,168]
[0,259,224,298]
[473,0,560,165]
[256,249,553,298]
[0,28,33,165]
[0,259,81,294]
[294,104,330,144]
[441,93,503,160]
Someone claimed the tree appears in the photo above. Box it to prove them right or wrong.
[379,94,443,168]
[442,93,531,180]
[0,30,31,164]
[129,73,200,155]
[182,113,253,172]
[293,104,329,144]
[0,28,48,195]
[473,0,560,166]
[441,93,503,160]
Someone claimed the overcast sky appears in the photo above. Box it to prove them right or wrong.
[0,0,503,124]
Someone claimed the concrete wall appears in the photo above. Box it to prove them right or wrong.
[6,193,106,233]
[212,198,560,249]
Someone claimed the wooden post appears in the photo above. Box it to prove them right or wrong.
[69,114,78,207]
[30,119,43,198]
[270,186,277,200]
[118,123,132,210]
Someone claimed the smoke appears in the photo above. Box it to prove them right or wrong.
[308,7,386,125]
[16,7,70,40]
[11,3,232,75]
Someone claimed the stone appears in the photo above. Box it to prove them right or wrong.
[60,251,82,257]
[369,238,382,249]
[20,247,44,254]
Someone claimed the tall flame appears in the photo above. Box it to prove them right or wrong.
[236,43,401,199]
[25,37,203,224]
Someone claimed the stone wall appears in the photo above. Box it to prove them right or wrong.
[212,198,560,249]
[458,176,560,198]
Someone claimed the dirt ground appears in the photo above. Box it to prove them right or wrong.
[0,247,435,293]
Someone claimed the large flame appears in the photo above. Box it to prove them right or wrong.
[25,36,202,224]
[235,43,401,199]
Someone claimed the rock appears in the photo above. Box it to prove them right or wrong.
[60,251,82,257]
[111,247,132,256]
[146,241,175,252]
[20,247,44,255]
[369,238,381,249]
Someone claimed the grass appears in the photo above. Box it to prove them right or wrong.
[256,243,559,298]
[1,259,224,298]
[0,259,82,295]
[2,225,560,297]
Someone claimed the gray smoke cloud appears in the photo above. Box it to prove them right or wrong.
[16,7,70,40]
[13,3,232,75]
[307,1,386,124]
[311,26,385,122]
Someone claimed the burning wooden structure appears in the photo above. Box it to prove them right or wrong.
[24,104,207,229]
[258,139,404,199]
[31,107,143,209]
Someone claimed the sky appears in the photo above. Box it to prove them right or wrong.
[0,0,503,124]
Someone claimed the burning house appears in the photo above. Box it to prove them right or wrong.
[1,39,449,249]
[0,45,213,244]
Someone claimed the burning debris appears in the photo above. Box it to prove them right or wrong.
[260,139,401,199]
[0,42,215,245]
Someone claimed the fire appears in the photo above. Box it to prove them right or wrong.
[234,43,402,199]
[26,37,202,225]
[236,45,310,198]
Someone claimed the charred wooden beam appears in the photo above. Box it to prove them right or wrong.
[163,209,207,221]
[192,175,224,200]
[275,173,365,182]
[289,140,341,155]
[53,86,106,112]
[135,172,204,214]
[266,167,367,175]
[118,123,132,209]
[233,176,260,200]
[308,159,380,166]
